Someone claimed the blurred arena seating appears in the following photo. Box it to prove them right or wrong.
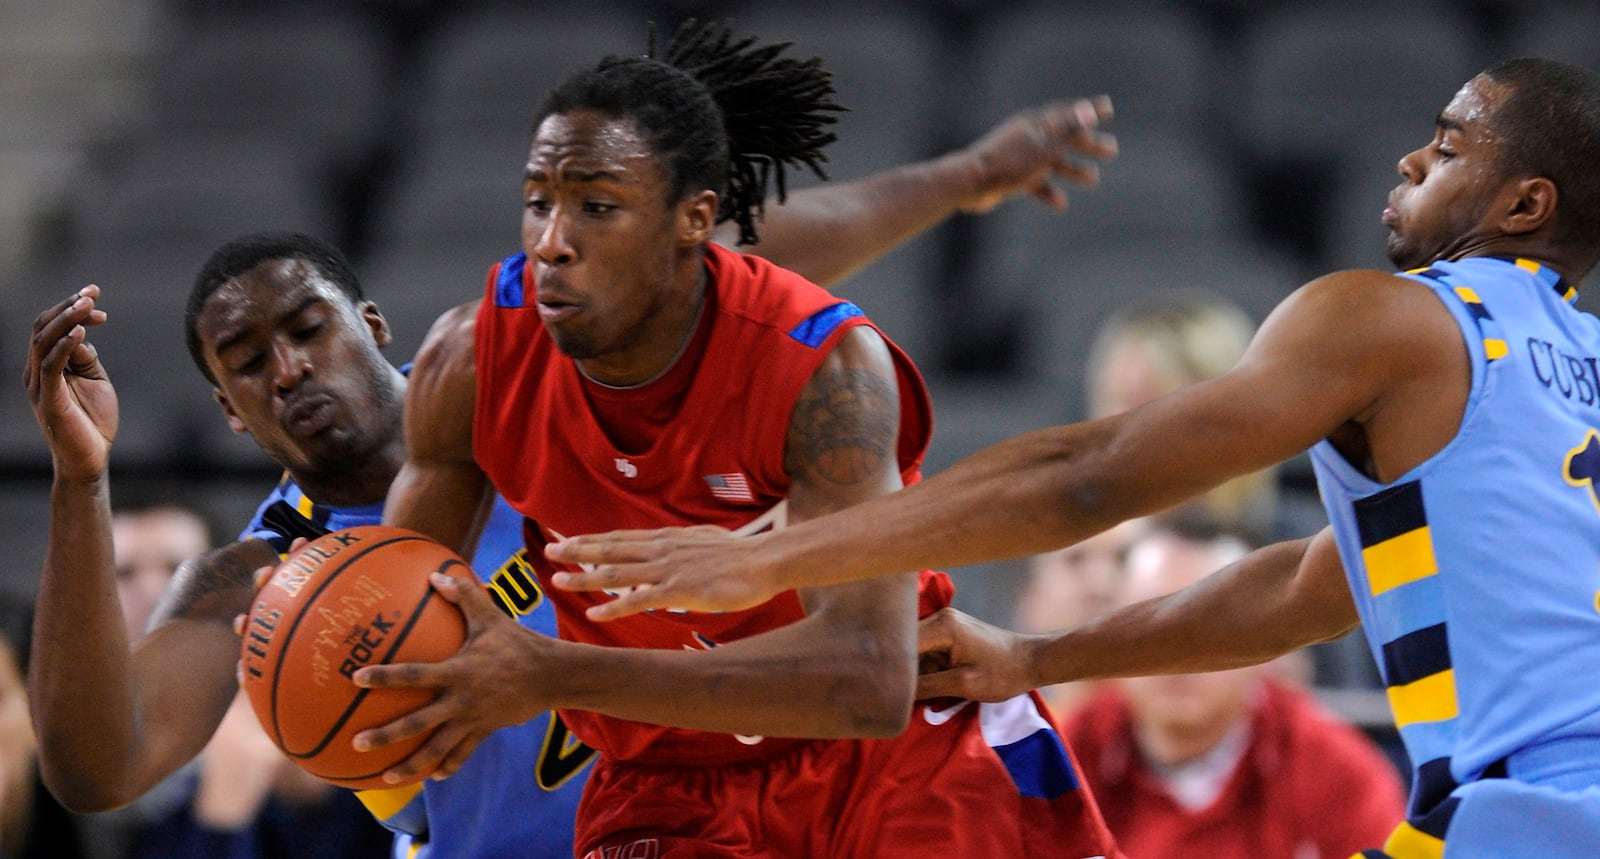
[0,0,1542,693]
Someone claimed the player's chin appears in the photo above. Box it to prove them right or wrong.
[1383,234,1423,271]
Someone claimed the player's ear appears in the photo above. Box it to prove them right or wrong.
[214,390,248,435]
[1501,175,1557,236]
[360,301,392,349]
[679,190,718,247]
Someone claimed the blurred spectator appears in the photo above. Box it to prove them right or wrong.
[0,592,95,859]
[97,498,391,859]
[1014,518,1146,717]
[76,501,217,858]
[1016,289,1299,719]
[111,499,215,640]
[1088,289,1378,691]
[1084,289,1279,540]
[132,694,393,858]
[1061,515,1404,858]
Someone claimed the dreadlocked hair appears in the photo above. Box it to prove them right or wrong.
[537,19,844,245]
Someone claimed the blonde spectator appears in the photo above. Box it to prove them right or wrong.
[1085,290,1277,538]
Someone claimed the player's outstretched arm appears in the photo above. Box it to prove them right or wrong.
[915,527,1358,702]
[551,269,1447,613]
[25,287,273,810]
[724,97,1117,286]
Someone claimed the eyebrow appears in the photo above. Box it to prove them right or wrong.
[1436,114,1466,134]
[524,166,622,184]
[212,295,323,358]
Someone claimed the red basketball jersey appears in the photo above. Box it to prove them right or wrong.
[473,243,945,765]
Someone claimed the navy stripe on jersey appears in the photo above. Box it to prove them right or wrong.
[789,301,863,348]
[258,500,331,553]
[1355,481,1458,729]
[1460,299,1493,323]
[1408,265,1449,283]
[1486,255,1577,303]
[495,253,528,308]
[1411,756,1461,827]
[1355,481,1428,548]
[1415,794,1461,840]
[1445,285,1508,362]
[1407,265,1511,361]
[1383,623,1452,688]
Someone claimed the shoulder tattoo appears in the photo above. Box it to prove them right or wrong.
[785,367,899,486]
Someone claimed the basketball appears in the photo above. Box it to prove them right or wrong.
[239,525,473,789]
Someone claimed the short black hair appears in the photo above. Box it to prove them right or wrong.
[537,20,844,246]
[113,490,223,550]
[185,232,365,384]
[1482,58,1600,255]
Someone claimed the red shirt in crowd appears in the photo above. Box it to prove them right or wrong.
[1064,678,1405,859]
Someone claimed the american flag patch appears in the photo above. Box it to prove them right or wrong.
[704,473,753,502]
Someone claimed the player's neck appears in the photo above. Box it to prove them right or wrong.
[1447,236,1578,283]
[578,262,708,388]
[289,435,406,508]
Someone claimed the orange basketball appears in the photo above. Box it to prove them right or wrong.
[240,525,472,789]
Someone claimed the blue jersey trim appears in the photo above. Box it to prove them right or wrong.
[992,729,1080,800]
[788,301,863,348]
[495,253,528,308]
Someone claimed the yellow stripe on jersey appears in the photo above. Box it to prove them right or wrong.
[1362,527,1438,596]
[1515,258,1542,276]
[1483,338,1508,360]
[296,492,315,519]
[1386,669,1459,728]
[1383,821,1446,859]
[1453,286,1482,304]
[355,783,423,821]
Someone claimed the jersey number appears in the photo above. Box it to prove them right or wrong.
[1564,429,1600,515]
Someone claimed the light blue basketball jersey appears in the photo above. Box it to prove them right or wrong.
[1312,256,1600,851]
[241,477,594,859]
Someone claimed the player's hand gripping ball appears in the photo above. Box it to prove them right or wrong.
[240,526,473,789]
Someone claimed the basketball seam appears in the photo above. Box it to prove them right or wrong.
[267,536,439,757]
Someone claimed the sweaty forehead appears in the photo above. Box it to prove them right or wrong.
[197,259,341,341]
[528,111,656,178]
[1443,75,1509,130]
